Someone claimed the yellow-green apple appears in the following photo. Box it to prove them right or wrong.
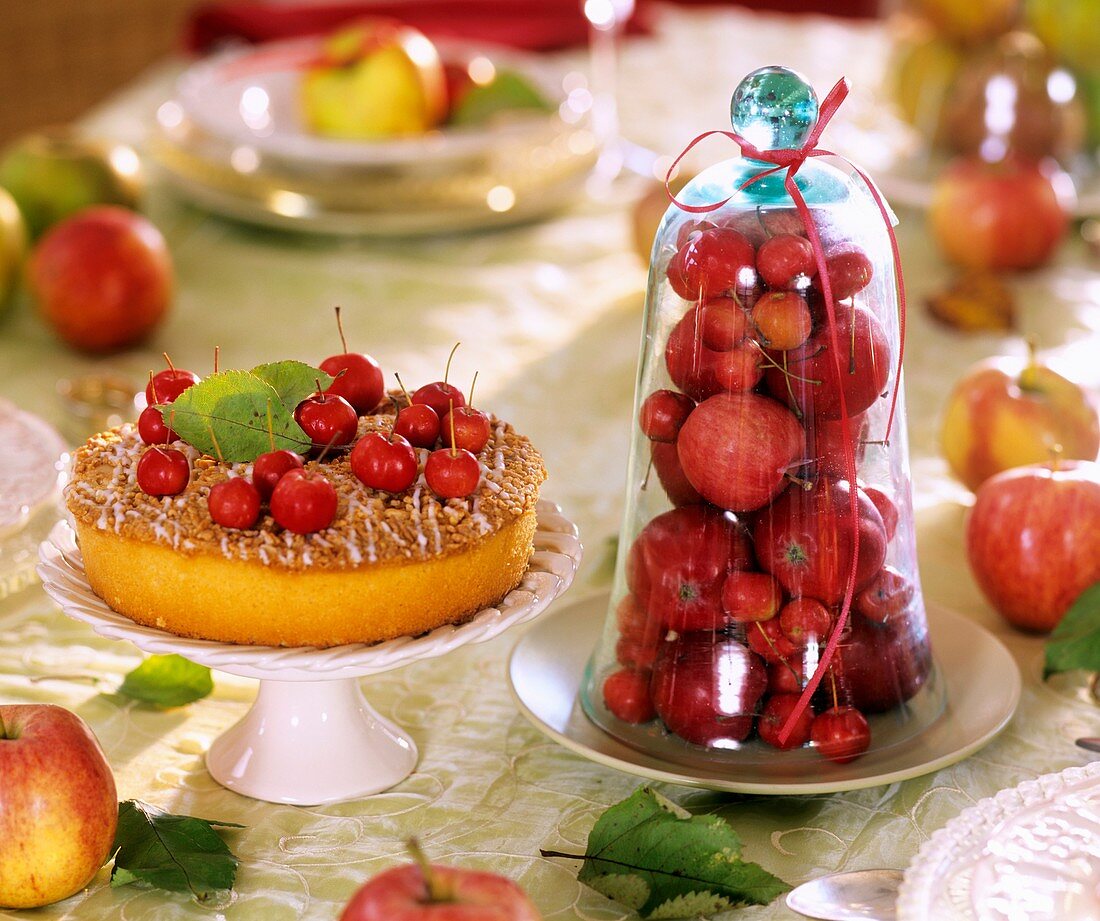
[910,0,1020,44]
[0,185,26,322]
[889,26,961,144]
[0,129,142,239]
[27,205,172,352]
[941,348,1099,491]
[929,156,1070,271]
[966,459,1100,631]
[0,704,117,909]
[339,852,542,921]
[300,19,447,139]
[1026,0,1100,74]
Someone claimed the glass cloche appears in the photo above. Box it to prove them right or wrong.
[581,67,944,770]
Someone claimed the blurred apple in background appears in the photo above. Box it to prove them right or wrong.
[0,129,142,239]
[300,19,448,138]
[929,156,1070,270]
[941,346,1099,491]
[27,206,172,353]
[0,186,27,323]
[909,0,1020,44]
[967,459,1100,631]
[0,704,117,909]
[889,25,961,145]
[1025,0,1100,74]
[340,845,541,920]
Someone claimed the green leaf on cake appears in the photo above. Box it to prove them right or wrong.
[1044,582,1100,679]
[250,360,333,412]
[118,654,214,708]
[111,800,243,900]
[543,787,788,917]
[158,368,313,462]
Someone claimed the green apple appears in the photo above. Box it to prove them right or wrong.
[300,19,447,138]
[449,70,551,127]
[1027,0,1100,74]
[0,129,142,239]
[912,0,1020,43]
[0,186,26,322]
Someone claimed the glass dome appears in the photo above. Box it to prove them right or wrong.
[581,66,943,770]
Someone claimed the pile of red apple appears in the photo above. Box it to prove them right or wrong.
[135,335,492,536]
[601,214,932,763]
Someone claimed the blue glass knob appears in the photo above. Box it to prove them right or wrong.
[730,66,819,151]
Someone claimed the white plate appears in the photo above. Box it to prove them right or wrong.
[898,761,1100,921]
[172,37,571,168]
[509,592,1021,795]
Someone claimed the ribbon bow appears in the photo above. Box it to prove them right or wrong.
[664,77,908,744]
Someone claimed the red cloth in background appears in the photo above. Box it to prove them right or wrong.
[185,0,877,55]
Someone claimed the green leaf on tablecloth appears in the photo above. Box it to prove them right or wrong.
[111,800,244,900]
[157,368,312,461]
[552,787,788,917]
[250,360,333,412]
[1044,582,1100,679]
[118,654,213,708]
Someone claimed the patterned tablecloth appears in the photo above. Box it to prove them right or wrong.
[2,6,1100,919]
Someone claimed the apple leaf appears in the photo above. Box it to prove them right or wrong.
[543,787,788,917]
[450,70,552,126]
[158,368,313,462]
[1044,582,1100,679]
[118,655,213,708]
[111,800,244,900]
[250,360,333,412]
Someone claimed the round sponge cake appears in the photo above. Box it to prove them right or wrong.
[65,411,546,647]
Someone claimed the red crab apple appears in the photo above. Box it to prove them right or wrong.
[666,227,755,300]
[321,307,385,414]
[650,441,702,506]
[754,478,887,604]
[677,392,805,512]
[639,389,694,442]
[0,705,118,909]
[27,205,172,352]
[941,347,1100,492]
[812,413,869,478]
[966,459,1100,631]
[339,849,542,921]
[757,692,815,750]
[930,156,1069,271]
[811,706,871,764]
[664,307,763,400]
[270,468,338,534]
[856,566,915,624]
[831,614,932,712]
[765,304,891,419]
[651,633,767,747]
[603,668,656,724]
[756,233,815,289]
[626,505,753,632]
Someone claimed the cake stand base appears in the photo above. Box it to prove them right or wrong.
[206,677,418,806]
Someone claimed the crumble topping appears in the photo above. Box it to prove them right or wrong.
[65,408,546,571]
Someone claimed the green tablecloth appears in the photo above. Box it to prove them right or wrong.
[2,7,1100,919]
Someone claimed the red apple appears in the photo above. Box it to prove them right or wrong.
[650,441,702,507]
[664,308,763,400]
[754,478,887,604]
[666,227,756,301]
[0,705,117,909]
[339,857,541,921]
[966,460,1100,631]
[929,156,1070,271]
[627,505,754,632]
[941,348,1100,492]
[651,633,767,747]
[27,205,172,352]
[830,614,932,712]
[677,392,805,512]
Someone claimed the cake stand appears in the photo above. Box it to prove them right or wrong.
[37,500,581,806]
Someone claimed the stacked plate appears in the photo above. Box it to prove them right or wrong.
[150,38,599,235]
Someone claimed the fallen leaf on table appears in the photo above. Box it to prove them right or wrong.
[1044,582,1100,679]
[118,654,213,708]
[926,272,1016,332]
[542,787,788,917]
[111,801,243,900]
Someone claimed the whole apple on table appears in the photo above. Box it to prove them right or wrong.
[0,704,118,909]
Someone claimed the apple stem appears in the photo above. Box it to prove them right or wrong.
[394,372,413,407]
[754,621,782,658]
[1049,442,1064,472]
[148,370,159,405]
[335,305,351,354]
[213,345,220,375]
[206,422,225,464]
[406,838,448,903]
[829,668,839,711]
[448,399,457,458]
[315,434,340,465]
[443,342,461,387]
[1019,336,1041,391]
[641,455,653,491]
[315,378,325,401]
[848,301,857,375]
[467,371,479,408]
[163,352,176,373]
[168,409,177,439]
[784,471,814,490]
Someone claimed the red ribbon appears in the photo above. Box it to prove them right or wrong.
[664,77,907,744]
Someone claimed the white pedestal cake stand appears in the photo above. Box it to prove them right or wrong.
[37,500,581,806]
